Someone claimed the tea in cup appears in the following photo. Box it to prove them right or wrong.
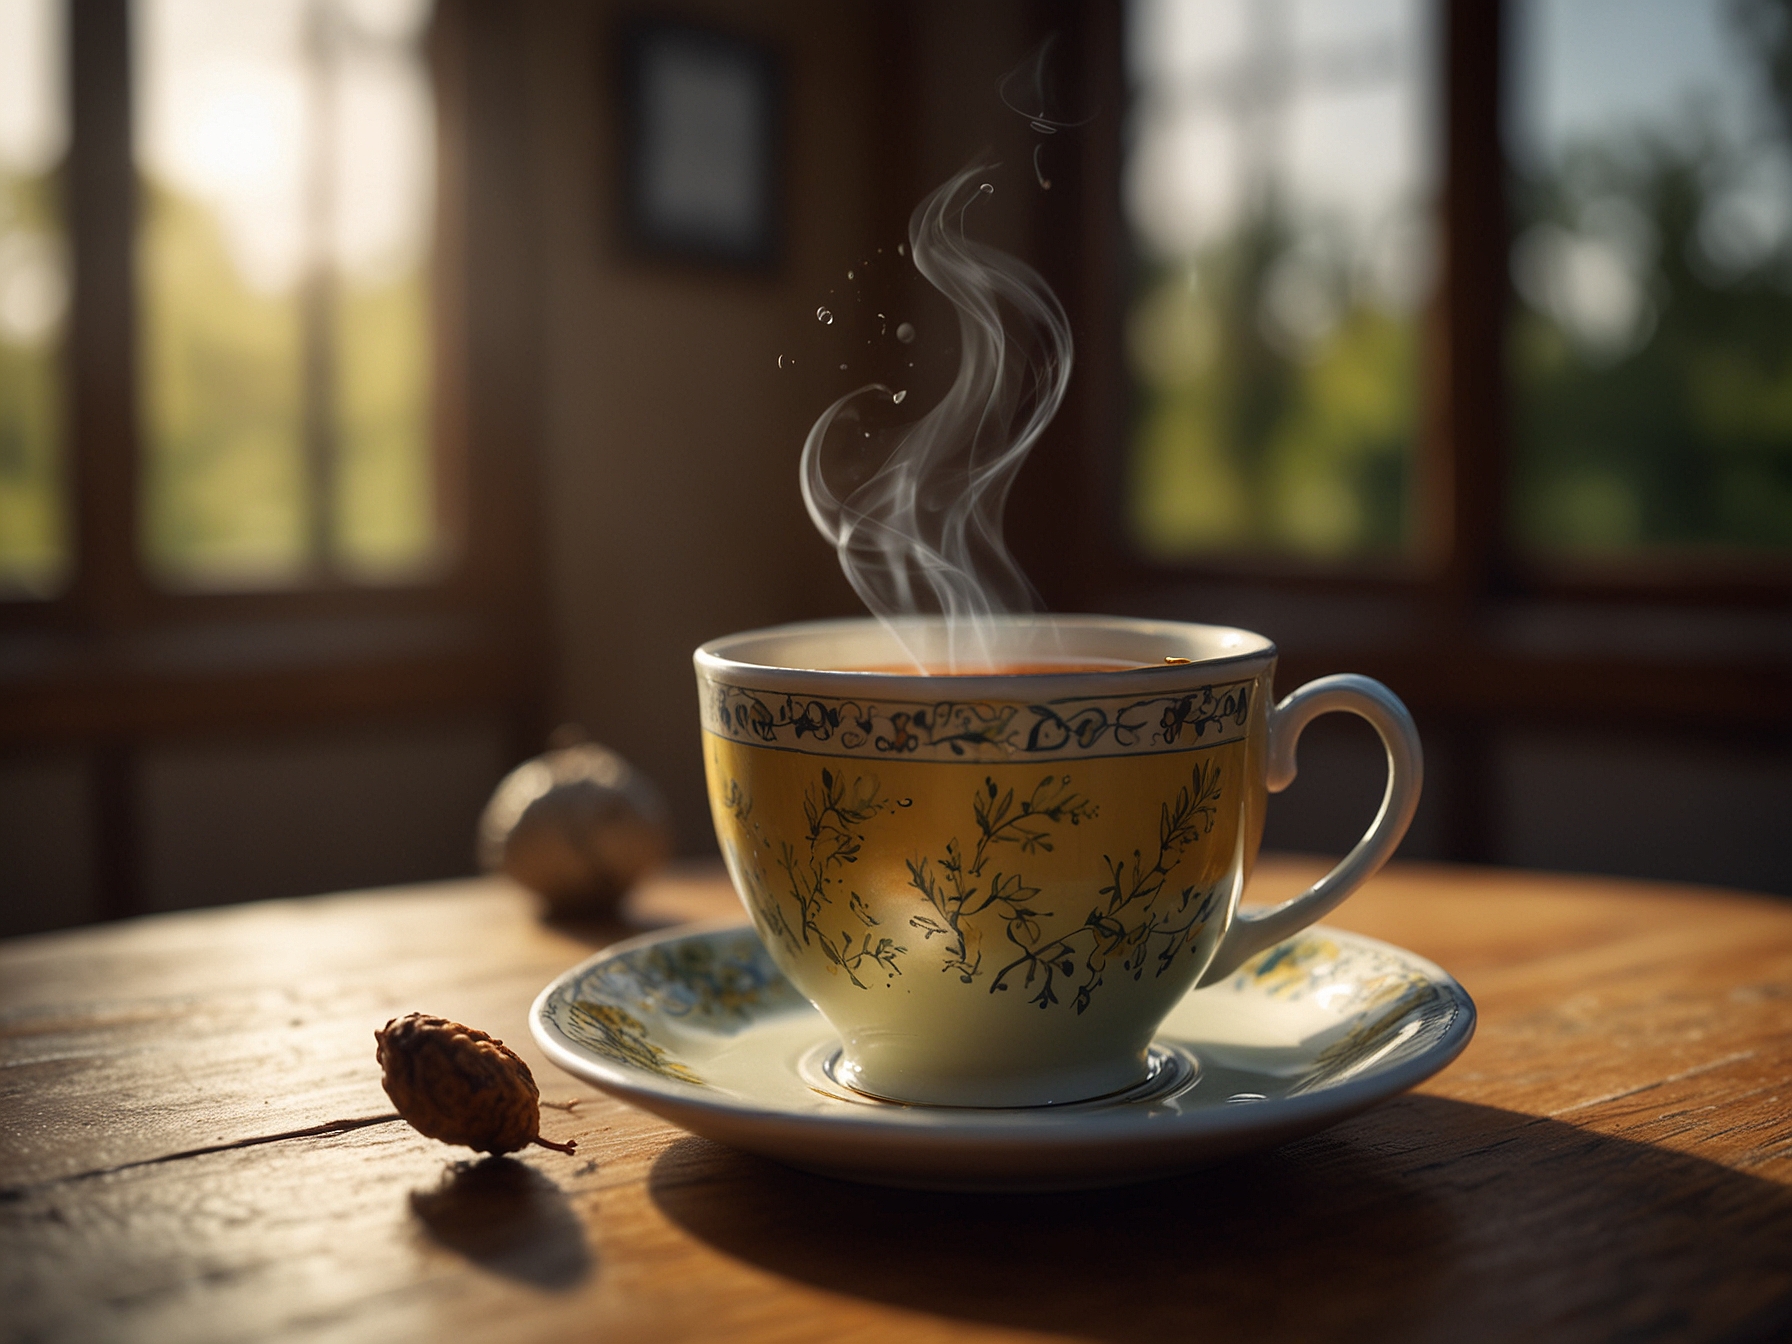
[695,614,1421,1108]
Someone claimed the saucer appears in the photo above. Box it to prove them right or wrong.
[531,922,1474,1191]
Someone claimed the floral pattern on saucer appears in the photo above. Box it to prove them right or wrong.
[556,1000,705,1086]
[540,928,808,1084]
[1227,934,1444,1093]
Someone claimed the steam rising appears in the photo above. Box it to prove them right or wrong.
[800,164,1072,670]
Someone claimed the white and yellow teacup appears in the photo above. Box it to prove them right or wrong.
[694,614,1421,1108]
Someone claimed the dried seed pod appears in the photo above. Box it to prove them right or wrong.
[375,1013,576,1156]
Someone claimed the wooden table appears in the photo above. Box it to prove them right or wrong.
[5,857,1792,1343]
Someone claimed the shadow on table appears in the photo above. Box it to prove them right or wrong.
[648,1094,1792,1340]
[536,863,745,952]
[535,912,640,952]
[410,1156,592,1290]
[539,898,744,953]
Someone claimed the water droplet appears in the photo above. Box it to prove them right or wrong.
[979,183,993,193]
[816,307,833,324]
[892,389,907,404]
[896,243,906,256]
[1225,1093,1268,1105]
[898,798,913,808]
[896,322,916,343]
[847,269,854,280]
[777,354,793,369]
[839,363,848,370]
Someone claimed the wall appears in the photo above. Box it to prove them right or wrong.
[0,721,506,936]
[517,0,1051,853]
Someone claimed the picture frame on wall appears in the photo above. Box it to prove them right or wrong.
[618,20,784,269]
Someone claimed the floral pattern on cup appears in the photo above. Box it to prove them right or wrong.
[717,759,1235,1015]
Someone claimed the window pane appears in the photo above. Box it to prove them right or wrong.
[330,10,435,579]
[136,0,437,589]
[1509,0,1792,556]
[1123,0,1437,560]
[0,0,68,596]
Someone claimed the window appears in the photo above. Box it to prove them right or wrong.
[137,0,438,587]
[0,0,543,924]
[0,0,68,595]
[1508,0,1792,557]
[1123,0,1437,561]
[1039,0,1791,883]
[0,0,441,600]
[1118,0,1792,581]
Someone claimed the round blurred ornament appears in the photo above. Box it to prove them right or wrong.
[478,735,671,917]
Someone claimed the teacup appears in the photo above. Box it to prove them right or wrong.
[694,614,1421,1108]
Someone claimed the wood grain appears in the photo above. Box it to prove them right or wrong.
[4,857,1792,1343]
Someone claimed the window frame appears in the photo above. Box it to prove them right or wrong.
[0,0,548,918]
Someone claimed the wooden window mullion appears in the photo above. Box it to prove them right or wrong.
[66,0,146,628]
[1426,0,1510,617]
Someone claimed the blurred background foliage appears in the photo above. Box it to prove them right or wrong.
[140,179,433,586]
[1122,0,1432,563]
[140,181,309,583]
[1509,0,1792,555]
[0,167,63,594]
[1128,212,1415,559]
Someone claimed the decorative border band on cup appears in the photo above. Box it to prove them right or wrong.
[697,676,1255,761]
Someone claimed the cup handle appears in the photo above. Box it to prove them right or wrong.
[1196,674,1423,986]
